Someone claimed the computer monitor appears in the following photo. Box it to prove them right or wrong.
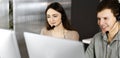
[0,29,21,58]
[24,32,85,58]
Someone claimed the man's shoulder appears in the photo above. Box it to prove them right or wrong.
[93,32,102,39]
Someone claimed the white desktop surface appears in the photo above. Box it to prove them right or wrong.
[82,38,92,44]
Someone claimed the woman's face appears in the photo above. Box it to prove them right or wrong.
[46,8,62,27]
[97,9,117,33]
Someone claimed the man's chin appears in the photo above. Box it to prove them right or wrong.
[101,30,107,33]
[102,30,109,34]
[102,31,105,34]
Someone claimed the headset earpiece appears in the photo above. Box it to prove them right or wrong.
[116,15,120,21]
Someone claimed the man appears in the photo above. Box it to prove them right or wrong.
[86,0,120,58]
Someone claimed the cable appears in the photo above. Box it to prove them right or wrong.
[118,38,119,58]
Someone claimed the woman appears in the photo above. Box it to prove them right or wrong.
[41,2,79,41]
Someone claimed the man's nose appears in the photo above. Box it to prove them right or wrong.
[99,19,104,25]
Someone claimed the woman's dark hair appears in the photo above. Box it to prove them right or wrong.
[97,0,120,20]
[45,2,73,30]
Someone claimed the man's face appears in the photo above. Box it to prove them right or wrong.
[97,9,117,33]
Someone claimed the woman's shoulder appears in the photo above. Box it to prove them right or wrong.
[67,30,79,35]
[41,27,47,31]
[40,27,49,34]
[66,30,79,40]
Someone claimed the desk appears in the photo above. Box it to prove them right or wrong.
[82,38,92,51]
[82,38,92,44]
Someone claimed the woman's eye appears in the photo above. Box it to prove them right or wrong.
[54,16,57,17]
[53,14,58,17]
[47,15,50,18]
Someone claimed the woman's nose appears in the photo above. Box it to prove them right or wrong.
[50,17,55,21]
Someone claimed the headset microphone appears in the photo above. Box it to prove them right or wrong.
[106,31,109,38]
[51,25,55,29]
[50,21,62,29]
[106,31,109,35]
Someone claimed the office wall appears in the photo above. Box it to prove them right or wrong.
[71,0,99,40]
[13,0,71,58]
[0,0,9,29]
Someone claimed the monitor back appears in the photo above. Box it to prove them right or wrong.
[24,32,85,58]
[0,29,21,58]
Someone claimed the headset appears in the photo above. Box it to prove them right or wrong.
[116,3,120,21]
[105,4,120,57]
[116,4,120,58]
[116,14,120,21]
[117,11,120,58]
[115,10,120,58]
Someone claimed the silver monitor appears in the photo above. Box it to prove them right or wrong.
[24,32,85,58]
[0,29,21,58]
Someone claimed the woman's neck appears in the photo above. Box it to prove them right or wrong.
[51,23,66,38]
[53,23,65,32]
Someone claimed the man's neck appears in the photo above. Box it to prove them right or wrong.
[108,22,119,43]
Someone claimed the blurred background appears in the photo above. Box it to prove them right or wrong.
[0,0,99,58]
[13,0,71,58]
[2,0,119,58]
[0,0,9,29]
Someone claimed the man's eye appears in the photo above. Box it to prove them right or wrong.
[98,18,100,20]
[104,17,107,20]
